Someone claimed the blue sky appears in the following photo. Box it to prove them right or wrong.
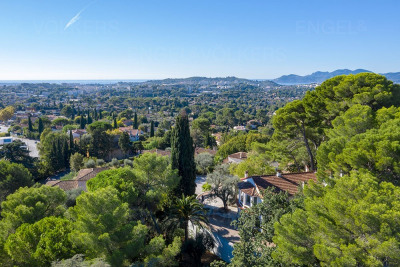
[0,0,399,80]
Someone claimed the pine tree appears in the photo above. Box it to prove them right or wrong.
[28,115,33,131]
[134,112,138,129]
[171,111,196,196]
[150,121,155,137]
[38,117,44,135]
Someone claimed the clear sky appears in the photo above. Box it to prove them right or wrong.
[0,0,399,80]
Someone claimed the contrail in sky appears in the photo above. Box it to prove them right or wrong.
[64,1,97,30]
[64,8,85,30]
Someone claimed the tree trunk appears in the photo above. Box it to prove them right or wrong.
[300,122,315,171]
[146,203,161,234]
[184,221,189,242]
[223,199,228,211]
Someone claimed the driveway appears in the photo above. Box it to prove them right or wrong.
[195,175,240,263]
[16,137,39,158]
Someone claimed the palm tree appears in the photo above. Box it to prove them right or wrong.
[165,195,209,241]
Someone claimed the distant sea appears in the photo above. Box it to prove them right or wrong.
[0,79,147,85]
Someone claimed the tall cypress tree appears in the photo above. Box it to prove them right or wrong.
[72,103,76,120]
[113,118,118,129]
[80,115,85,129]
[28,115,33,131]
[63,139,69,168]
[150,121,155,137]
[87,109,92,124]
[38,117,44,135]
[69,130,74,152]
[56,139,63,170]
[171,111,196,196]
[134,112,138,129]
[204,132,210,148]
[50,141,58,171]
[88,114,92,124]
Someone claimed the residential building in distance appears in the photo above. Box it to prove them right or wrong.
[118,127,144,142]
[224,152,247,164]
[45,167,108,191]
[0,137,13,145]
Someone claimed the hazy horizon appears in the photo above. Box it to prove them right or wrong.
[0,68,397,83]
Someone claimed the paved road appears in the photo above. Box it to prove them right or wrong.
[0,124,39,158]
[16,137,39,158]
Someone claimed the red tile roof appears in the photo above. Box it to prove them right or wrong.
[238,172,317,197]
[75,167,108,181]
[238,181,261,197]
[45,180,78,191]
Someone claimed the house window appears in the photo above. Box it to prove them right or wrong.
[253,197,258,205]
[245,194,251,206]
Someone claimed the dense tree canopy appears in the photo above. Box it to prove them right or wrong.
[232,188,299,267]
[206,164,239,210]
[86,121,112,134]
[318,110,400,185]
[67,186,181,266]
[39,132,70,173]
[273,171,400,266]
[88,154,179,210]
[67,187,134,263]
[0,161,33,203]
[229,153,275,177]
[5,217,78,266]
[1,186,66,230]
[215,133,268,162]
[227,73,400,266]
[0,140,34,169]
[272,73,400,171]
[0,106,15,122]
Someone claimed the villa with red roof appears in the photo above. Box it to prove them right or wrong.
[237,171,317,210]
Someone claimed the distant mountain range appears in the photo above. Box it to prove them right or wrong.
[146,76,279,87]
[272,69,400,85]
